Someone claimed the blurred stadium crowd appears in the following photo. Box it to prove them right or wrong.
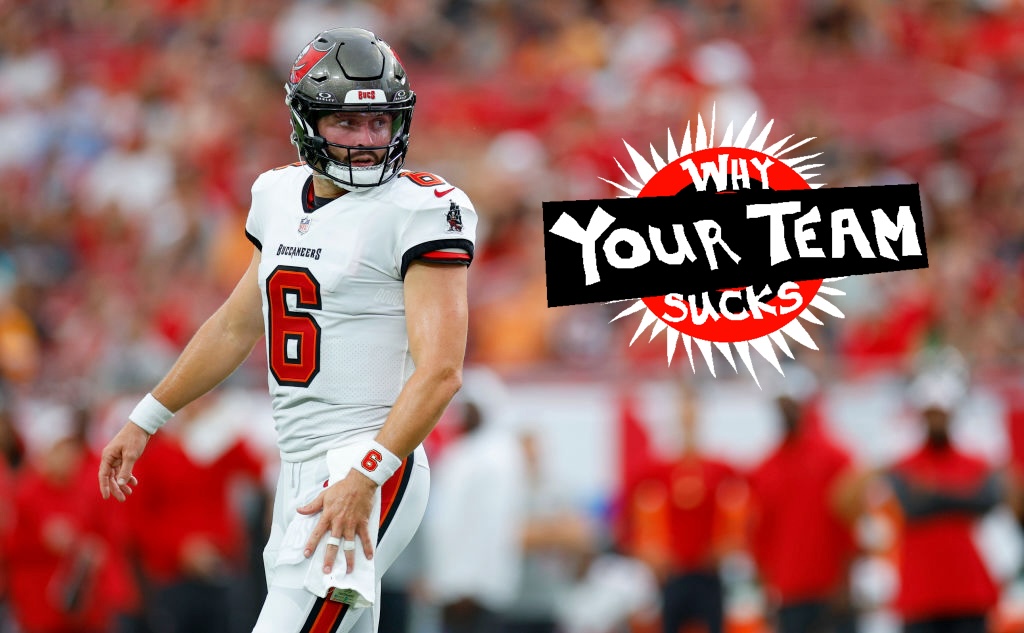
[1,0,1024,632]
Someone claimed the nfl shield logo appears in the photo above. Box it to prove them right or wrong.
[298,217,311,235]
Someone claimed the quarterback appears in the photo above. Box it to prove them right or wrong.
[98,28,476,633]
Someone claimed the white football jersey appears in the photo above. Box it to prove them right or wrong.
[244,164,476,460]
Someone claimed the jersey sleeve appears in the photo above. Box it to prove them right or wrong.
[398,191,477,279]
[244,171,274,251]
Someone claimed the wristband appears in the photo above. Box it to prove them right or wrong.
[347,441,402,487]
[128,393,173,435]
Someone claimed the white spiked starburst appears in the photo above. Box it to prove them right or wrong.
[606,109,842,387]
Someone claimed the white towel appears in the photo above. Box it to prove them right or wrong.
[313,442,381,607]
[271,441,381,608]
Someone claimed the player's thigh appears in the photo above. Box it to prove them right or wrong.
[375,445,430,573]
[253,448,428,633]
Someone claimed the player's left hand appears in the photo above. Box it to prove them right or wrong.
[298,470,377,574]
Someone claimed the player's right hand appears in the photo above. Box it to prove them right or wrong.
[98,422,149,502]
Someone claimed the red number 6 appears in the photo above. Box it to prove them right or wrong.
[361,450,383,472]
[266,266,322,388]
[400,171,445,187]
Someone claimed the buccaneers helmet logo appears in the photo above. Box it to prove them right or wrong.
[290,42,332,85]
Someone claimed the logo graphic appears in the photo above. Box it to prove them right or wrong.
[289,41,331,85]
[344,89,386,104]
[394,90,408,101]
[434,186,455,198]
[298,216,311,235]
[446,201,463,233]
[543,109,927,384]
[316,91,337,103]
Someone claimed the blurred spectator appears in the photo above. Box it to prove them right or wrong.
[554,547,661,633]
[885,372,1002,633]
[690,39,761,130]
[921,138,975,216]
[620,384,743,633]
[748,368,859,633]
[505,431,596,633]
[0,387,23,633]
[3,404,135,633]
[0,259,40,386]
[123,398,266,633]
[0,389,23,472]
[658,386,743,633]
[0,408,14,633]
[425,369,529,633]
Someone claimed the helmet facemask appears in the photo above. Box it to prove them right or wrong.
[288,96,415,190]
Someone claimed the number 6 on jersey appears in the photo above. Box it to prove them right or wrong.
[266,265,322,387]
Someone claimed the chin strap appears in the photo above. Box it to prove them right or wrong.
[324,163,385,190]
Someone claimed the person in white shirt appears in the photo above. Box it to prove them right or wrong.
[425,369,529,633]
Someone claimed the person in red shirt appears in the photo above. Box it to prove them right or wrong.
[619,385,742,633]
[0,440,15,631]
[0,391,25,631]
[658,388,741,633]
[4,414,134,633]
[748,369,859,633]
[886,375,1001,633]
[123,402,266,633]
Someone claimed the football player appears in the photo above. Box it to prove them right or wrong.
[98,27,476,633]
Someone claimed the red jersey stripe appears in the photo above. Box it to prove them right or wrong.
[379,457,409,527]
[308,600,346,633]
[422,251,471,261]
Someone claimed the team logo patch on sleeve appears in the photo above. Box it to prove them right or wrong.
[446,201,463,233]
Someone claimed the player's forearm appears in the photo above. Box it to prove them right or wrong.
[150,305,263,413]
[373,363,462,459]
[374,262,467,459]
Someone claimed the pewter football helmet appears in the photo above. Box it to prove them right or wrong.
[285,28,415,190]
